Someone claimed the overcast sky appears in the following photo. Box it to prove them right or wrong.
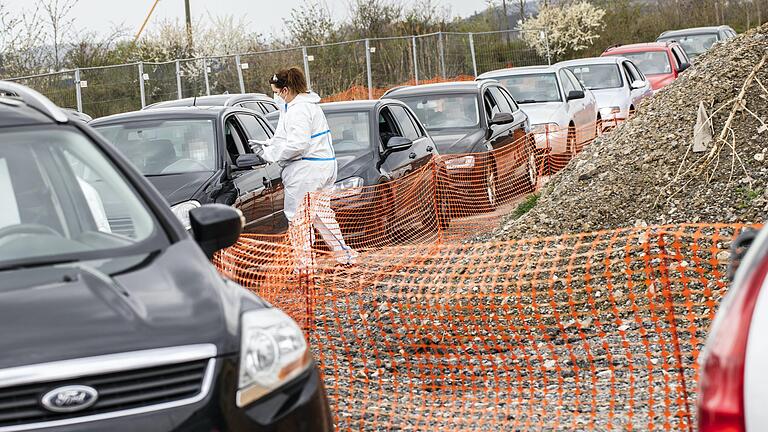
[3,0,489,40]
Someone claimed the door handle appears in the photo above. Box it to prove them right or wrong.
[426,146,434,152]
[408,152,417,159]
[262,177,270,188]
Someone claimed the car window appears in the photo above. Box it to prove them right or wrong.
[484,89,500,118]
[399,94,480,129]
[669,48,682,69]
[559,70,577,96]
[488,87,514,113]
[388,105,421,140]
[497,73,562,103]
[260,102,278,114]
[567,64,623,89]
[240,102,264,114]
[626,61,646,81]
[95,119,216,175]
[326,111,371,154]
[661,34,718,59]
[236,113,271,145]
[497,86,519,111]
[610,51,672,75]
[563,69,585,91]
[0,127,160,266]
[224,117,248,162]
[621,62,638,84]
[378,107,403,146]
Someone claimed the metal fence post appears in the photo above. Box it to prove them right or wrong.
[138,62,146,108]
[236,55,245,93]
[175,60,182,99]
[543,30,552,65]
[412,36,419,84]
[203,58,210,96]
[438,32,446,78]
[365,39,373,100]
[469,32,478,77]
[302,46,312,91]
[74,68,83,113]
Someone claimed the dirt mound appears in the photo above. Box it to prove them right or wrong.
[488,25,768,241]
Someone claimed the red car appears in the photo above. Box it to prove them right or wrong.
[601,42,691,92]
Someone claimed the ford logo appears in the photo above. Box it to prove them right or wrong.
[40,385,98,413]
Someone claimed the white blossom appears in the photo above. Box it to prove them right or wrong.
[521,1,606,59]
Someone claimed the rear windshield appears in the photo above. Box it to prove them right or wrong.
[609,51,671,75]
[95,119,217,175]
[566,64,622,90]
[398,94,479,129]
[326,111,371,154]
[658,33,718,59]
[496,73,561,104]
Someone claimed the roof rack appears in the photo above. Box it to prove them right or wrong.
[0,81,68,123]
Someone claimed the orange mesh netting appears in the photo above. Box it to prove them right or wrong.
[213,115,738,430]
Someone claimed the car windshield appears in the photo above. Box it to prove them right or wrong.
[95,119,216,175]
[566,64,622,90]
[0,127,160,268]
[399,94,479,129]
[326,111,371,154]
[496,73,561,103]
[614,51,671,75]
[658,34,718,59]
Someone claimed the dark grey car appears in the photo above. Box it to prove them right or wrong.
[144,93,278,116]
[657,25,737,61]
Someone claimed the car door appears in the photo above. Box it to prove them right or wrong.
[388,104,436,171]
[560,69,591,143]
[623,60,652,108]
[497,86,529,142]
[482,86,517,151]
[235,112,287,231]
[223,114,275,234]
[377,105,420,181]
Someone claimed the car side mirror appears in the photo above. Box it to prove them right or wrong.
[385,136,413,152]
[566,90,585,101]
[489,112,515,126]
[235,154,267,170]
[630,80,646,90]
[189,204,244,259]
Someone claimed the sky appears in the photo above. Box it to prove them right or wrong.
[3,0,490,41]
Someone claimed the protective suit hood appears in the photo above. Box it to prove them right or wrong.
[288,91,322,106]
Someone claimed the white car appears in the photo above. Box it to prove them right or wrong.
[556,56,653,129]
[698,225,767,431]
[477,65,598,154]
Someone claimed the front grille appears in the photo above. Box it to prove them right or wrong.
[0,359,209,428]
[107,216,135,238]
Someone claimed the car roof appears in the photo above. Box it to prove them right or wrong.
[604,42,674,53]
[320,99,381,111]
[555,56,624,67]
[382,81,486,97]
[659,26,732,38]
[477,65,558,79]
[0,81,70,128]
[144,93,271,109]
[90,106,230,126]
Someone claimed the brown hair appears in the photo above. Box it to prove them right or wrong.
[269,67,308,94]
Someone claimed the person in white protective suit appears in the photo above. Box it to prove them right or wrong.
[249,67,357,270]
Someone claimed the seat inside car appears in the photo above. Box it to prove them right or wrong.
[144,139,176,174]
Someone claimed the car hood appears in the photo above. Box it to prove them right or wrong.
[146,171,216,205]
[428,128,485,154]
[336,151,373,181]
[0,240,263,369]
[518,102,563,125]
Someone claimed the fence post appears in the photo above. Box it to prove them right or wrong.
[74,68,83,113]
[175,60,183,99]
[203,58,211,96]
[469,32,478,77]
[302,46,312,92]
[543,30,552,65]
[138,62,146,108]
[438,31,446,78]
[365,39,373,99]
[412,36,419,85]
[235,55,245,93]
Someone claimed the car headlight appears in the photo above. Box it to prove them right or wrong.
[599,106,621,116]
[444,155,475,170]
[333,176,364,197]
[170,200,201,230]
[530,123,560,135]
[237,308,310,407]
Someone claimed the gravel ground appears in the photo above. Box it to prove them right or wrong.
[483,24,768,242]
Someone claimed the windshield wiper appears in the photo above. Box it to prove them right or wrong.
[0,257,79,273]
[517,100,540,104]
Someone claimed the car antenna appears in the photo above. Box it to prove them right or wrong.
[193,96,197,107]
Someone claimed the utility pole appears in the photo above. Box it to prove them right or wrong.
[185,0,194,53]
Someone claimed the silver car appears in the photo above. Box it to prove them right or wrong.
[477,65,599,154]
[556,56,653,130]
[657,25,737,61]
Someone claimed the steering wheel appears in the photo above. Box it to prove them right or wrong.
[0,223,62,239]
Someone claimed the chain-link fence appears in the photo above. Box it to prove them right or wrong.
[2,29,549,118]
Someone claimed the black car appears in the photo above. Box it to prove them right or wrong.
[144,93,279,116]
[383,80,537,209]
[91,107,286,234]
[0,82,333,431]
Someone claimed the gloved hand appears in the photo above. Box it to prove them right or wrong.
[248,139,267,156]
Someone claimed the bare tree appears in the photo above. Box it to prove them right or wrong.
[40,0,78,71]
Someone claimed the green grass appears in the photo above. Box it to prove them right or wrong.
[512,193,540,219]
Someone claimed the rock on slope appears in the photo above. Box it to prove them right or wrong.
[490,24,768,241]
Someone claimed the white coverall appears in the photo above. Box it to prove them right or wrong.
[262,92,356,269]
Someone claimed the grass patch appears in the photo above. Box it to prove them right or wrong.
[512,193,539,219]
